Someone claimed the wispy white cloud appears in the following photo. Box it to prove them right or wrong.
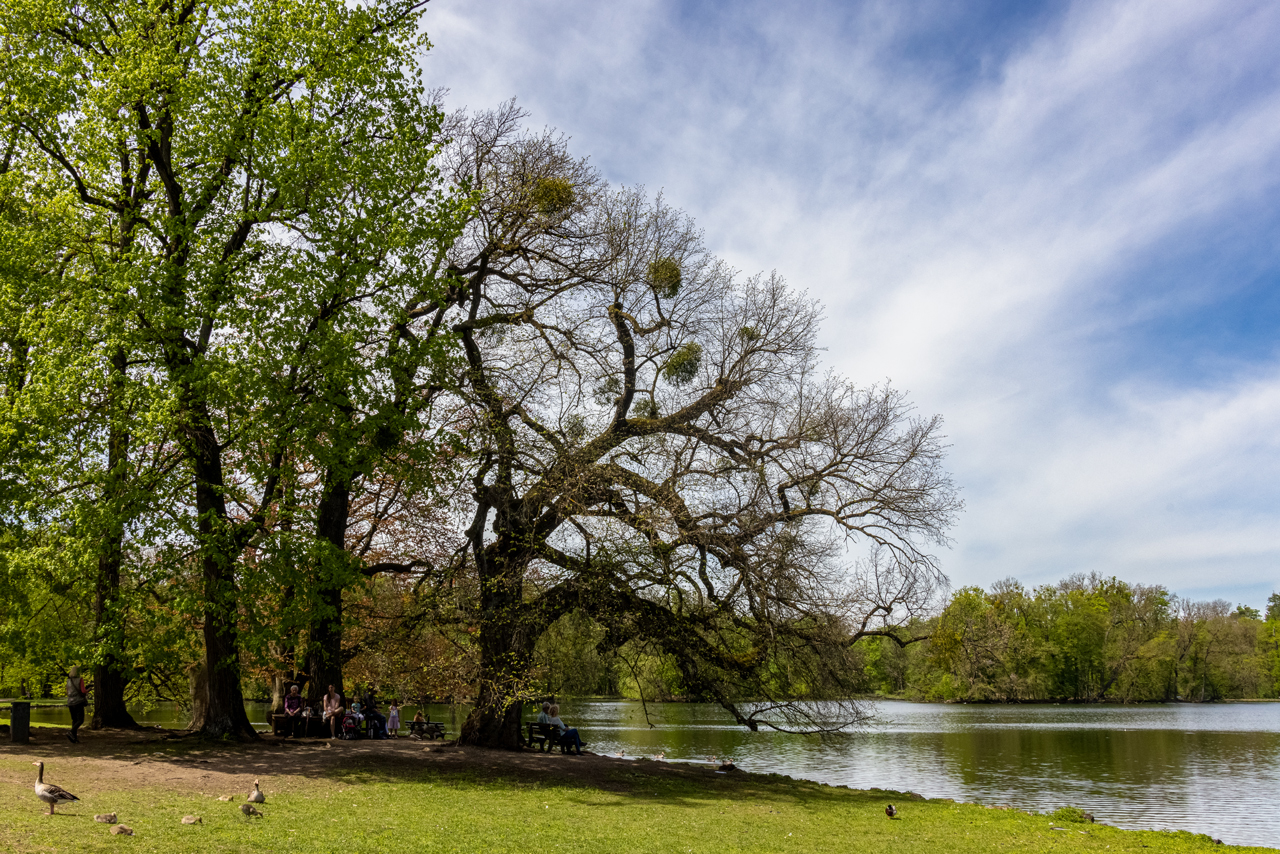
[422,0,1280,606]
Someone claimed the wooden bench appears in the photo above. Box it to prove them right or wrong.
[407,719,445,739]
[273,713,327,738]
[526,722,568,753]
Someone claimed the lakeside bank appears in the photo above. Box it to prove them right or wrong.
[0,726,1273,853]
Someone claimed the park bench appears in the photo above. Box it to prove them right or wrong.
[407,718,445,739]
[526,722,569,753]
[272,712,328,738]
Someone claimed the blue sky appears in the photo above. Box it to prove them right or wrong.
[420,0,1280,608]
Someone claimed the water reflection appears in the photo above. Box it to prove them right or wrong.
[569,700,1280,848]
[10,699,1279,847]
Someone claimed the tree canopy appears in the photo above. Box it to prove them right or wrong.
[1,0,961,746]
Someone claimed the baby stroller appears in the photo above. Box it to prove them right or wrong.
[340,712,363,740]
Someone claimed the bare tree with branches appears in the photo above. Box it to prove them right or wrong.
[384,104,962,748]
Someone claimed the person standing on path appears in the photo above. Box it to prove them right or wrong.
[386,701,400,737]
[65,666,89,743]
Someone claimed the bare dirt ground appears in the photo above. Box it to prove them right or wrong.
[1,725,739,797]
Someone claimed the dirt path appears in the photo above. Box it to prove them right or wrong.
[1,726,735,797]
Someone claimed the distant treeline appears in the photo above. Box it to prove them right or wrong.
[535,574,1280,704]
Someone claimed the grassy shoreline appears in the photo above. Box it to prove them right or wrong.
[0,728,1273,853]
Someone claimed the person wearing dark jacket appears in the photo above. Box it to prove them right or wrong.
[283,684,306,737]
[363,692,388,739]
[65,667,90,744]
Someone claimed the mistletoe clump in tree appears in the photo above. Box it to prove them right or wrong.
[410,105,962,748]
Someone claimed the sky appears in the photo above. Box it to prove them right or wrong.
[417,0,1280,609]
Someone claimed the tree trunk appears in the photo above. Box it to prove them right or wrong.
[458,555,537,749]
[91,347,138,730]
[305,468,350,705]
[187,663,208,730]
[269,638,297,715]
[190,418,257,739]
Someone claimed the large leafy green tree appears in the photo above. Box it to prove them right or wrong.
[0,0,461,737]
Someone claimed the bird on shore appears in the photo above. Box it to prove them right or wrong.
[885,804,897,819]
[32,762,79,815]
[247,779,265,804]
[240,803,263,818]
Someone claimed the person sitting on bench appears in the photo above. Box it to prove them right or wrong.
[322,684,343,738]
[537,702,552,724]
[363,693,388,739]
[546,704,586,755]
[282,684,305,738]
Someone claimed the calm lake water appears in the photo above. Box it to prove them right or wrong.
[12,699,1279,848]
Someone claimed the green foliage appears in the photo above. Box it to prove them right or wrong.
[661,342,702,387]
[0,0,466,731]
[647,257,682,299]
[529,176,576,216]
[896,573,1276,703]
[534,609,619,697]
[593,375,623,405]
[632,398,659,419]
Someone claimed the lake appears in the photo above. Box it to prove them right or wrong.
[12,698,1279,848]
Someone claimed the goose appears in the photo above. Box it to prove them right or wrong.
[247,779,266,803]
[240,803,263,817]
[885,804,897,819]
[32,762,80,815]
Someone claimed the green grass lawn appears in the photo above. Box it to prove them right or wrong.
[0,756,1270,853]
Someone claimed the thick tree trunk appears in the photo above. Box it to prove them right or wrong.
[458,555,537,750]
[91,348,138,729]
[269,639,298,715]
[187,663,208,730]
[305,583,345,705]
[191,419,257,740]
[306,468,350,705]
